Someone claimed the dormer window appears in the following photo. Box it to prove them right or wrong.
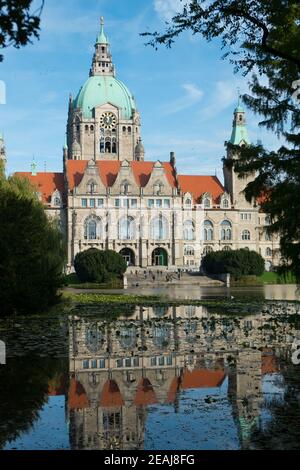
[185,198,192,207]
[223,198,229,208]
[51,190,61,207]
[204,198,211,208]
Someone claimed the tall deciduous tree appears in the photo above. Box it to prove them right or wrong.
[0,173,65,315]
[0,0,44,61]
[143,0,300,275]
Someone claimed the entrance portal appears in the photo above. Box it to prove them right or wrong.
[152,248,168,267]
[119,248,135,266]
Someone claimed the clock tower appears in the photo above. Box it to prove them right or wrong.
[66,18,144,162]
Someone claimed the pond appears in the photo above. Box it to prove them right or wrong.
[1,301,300,450]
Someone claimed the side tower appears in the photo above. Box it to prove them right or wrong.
[66,18,143,162]
[223,99,254,207]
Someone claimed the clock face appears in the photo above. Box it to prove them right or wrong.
[100,112,117,130]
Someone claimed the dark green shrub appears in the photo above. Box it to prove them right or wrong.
[202,249,264,279]
[74,248,127,283]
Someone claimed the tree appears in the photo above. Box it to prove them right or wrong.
[0,173,65,315]
[142,1,300,276]
[202,249,265,278]
[0,0,44,61]
[74,248,127,284]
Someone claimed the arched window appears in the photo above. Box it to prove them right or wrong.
[119,216,135,240]
[265,231,271,241]
[203,220,214,241]
[84,216,102,240]
[266,247,272,257]
[221,220,232,240]
[153,325,170,348]
[105,139,111,153]
[51,190,61,207]
[223,198,229,208]
[185,198,192,207]
[265,215,271,225]
[242,229,251,240]
[203,246,213,255]
[183,220,195,240]
[151,215,168,240]
[119,327,137,349]
[112,138,117,154]
[223,245,232,251]
[184,246,194,256]
[204,198,211,208]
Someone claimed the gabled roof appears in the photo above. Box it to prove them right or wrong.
[14,172,65,204]
[68,377,90,410]
[181,368,226,389]
[178,175,224,204]
[134,378,157,407]
[66,160,177,190]
[100,380,124,407]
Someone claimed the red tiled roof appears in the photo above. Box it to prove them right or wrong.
[14,172,64,204]
[178,175,224,204]
[181,368,226,389]
[134,378,157,407]
[262,349,279,375]
[68,377,90,410]
[100,380,124,408]
[66,160,177,190]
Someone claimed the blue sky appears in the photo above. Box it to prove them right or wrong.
[0,0,281,179]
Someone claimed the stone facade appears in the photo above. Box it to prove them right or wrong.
[66,304,300,450]
[13,19,280,272]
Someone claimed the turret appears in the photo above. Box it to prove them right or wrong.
[134,138,145,161]
[223,96,254,207]
[90,17,115,77]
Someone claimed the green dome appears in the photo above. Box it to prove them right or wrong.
[73,75,136,119]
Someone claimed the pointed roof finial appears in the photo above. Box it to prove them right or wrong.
[234,87,245,114]
[96,16,108,44]
[30,156,37,176]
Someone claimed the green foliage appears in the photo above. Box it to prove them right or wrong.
[0,173,65,315]
[202,249,265,278]
[0,0,44,61]
[143,0,300,276]
[74,248,127,283]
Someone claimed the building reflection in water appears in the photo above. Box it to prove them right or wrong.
[66,305,297,450]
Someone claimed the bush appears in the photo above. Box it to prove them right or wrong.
[202,249,265,279]
[0,176,65,315]
[74,248,127,283]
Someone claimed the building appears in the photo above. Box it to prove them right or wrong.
[12,18,280,272]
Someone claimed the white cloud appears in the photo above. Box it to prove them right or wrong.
[154,0,185,21]
[161,82,203,115]
[198,78,248,121]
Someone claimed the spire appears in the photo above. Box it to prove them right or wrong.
[30,157,37,176]
[96,16,108,45]
[90,17,115,77]
[229,93,250,146]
